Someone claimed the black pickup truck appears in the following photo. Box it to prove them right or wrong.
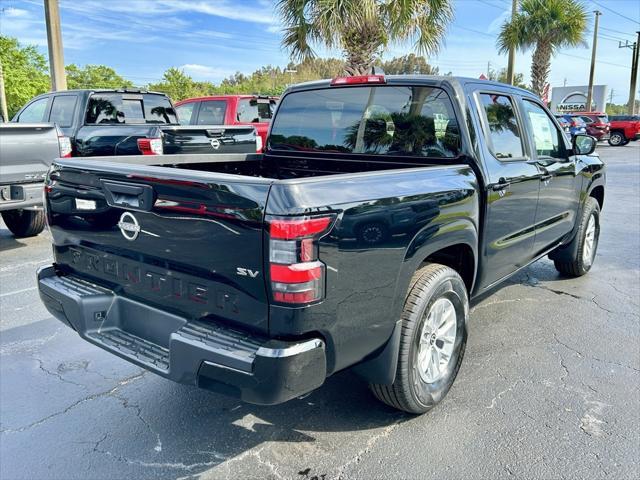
[11,89,261,156]
[37,76,605,414]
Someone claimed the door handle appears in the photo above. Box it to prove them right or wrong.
[491,181,511,191]
[540,173,552,182]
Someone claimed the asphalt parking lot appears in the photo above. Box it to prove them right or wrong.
[1,144,639,480]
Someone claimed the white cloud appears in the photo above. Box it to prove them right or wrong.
[487,10,510,34]
[4,7,30,18]
[179,63,236,81]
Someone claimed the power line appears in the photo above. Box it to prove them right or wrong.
[600,26,637,39]
[591,0,640,26]
[558,52,631,70]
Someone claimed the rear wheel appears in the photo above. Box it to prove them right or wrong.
[370,263,468,414]
[1,209,46,237]
[552,197,600,277]
[608,132,626,146]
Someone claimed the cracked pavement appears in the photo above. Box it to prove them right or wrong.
[1,144,638,480]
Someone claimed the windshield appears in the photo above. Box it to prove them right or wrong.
[268,86,461,158]
[85,93,178,124]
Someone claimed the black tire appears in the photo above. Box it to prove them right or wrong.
[370,263,468,414]
[552,197,600,277]
[1,209,46,238]
[608,132,626,146]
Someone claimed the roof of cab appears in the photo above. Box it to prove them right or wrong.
[285,75,537,99]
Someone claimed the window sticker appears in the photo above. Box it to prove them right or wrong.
[529,111,554,151]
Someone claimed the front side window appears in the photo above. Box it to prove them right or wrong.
[197,100,227,125]
[17,97,49,123]
[523,100,566,160]
[268,86,460,158]
[479,93,524,159]
[49,95,77,127]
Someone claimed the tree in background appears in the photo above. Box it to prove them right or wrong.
[0,36,49,118]
[148,68,215,100]
[497,0,587,97]
[381,54,438,75]
[276,0,453,76]
[487,66,528,90]
[65,64,133,90]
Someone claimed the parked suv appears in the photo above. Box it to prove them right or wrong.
[556,114,587,137]
[572,112,610,141]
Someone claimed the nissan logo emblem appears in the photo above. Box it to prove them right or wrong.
[117,212,141,241]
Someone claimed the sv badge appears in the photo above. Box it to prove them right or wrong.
[236,267,259,278]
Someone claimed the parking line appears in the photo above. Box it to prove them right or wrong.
[0,287,37,298]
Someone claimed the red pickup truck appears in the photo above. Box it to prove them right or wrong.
[608,115,640,146]
[174,95,278,151]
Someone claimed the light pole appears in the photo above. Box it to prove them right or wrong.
[44,0,67,91]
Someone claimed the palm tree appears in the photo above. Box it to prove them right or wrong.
[497,0,588,97]
[276,0,453,76]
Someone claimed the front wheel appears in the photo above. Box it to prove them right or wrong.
[1,209,46,238]
[608,132,627,146]
[370,263,468,414]
[552,197,600,277]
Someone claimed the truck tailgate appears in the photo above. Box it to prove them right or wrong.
[161,126,258,154]
[46,159,272,333]
[0,123,59,184]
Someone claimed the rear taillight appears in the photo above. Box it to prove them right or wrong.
[58,135,72,158]
[267,215,335,305]
[331,75,386,86]
[256,134,263,153]
[137,137,163,155]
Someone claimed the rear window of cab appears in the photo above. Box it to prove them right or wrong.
[268,86,461,158]
[85,93,178,125]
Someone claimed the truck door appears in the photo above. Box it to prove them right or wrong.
[473,90,541,289]
[519,98,581,254]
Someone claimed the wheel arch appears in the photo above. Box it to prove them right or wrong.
[353,233,477,386]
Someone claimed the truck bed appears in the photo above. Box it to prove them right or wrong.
[81,152,447,180]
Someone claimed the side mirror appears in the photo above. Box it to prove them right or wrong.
[573,134,597,156]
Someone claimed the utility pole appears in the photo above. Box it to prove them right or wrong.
[0,59,8,122]
[506,0,518,85]
[586,10,601,113]
[44,0,67,91]
[630,32,640,115]
[619,34,639,115]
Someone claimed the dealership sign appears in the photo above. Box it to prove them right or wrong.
[550,85,608,113]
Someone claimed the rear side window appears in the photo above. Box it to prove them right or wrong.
[17,97,49,123]
[49,95,77,127]
[478,93,523,159]
[197,100,227,125]
[237,98,274,123]
[176,103,196,124]
[85,93,177,124]
[268,86,461,158]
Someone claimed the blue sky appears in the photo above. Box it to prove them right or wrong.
[1,0,639,104]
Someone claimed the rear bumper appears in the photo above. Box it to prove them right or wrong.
[37,265,326,405]
[0,183,43,212]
